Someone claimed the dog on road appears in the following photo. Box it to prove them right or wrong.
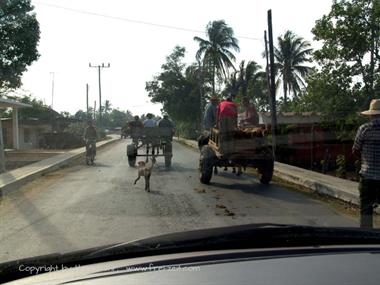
[134,156,156,192]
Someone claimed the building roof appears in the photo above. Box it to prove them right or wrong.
[259,112,322,125]
[0,98,32,109]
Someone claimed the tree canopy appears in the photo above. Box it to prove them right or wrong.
[312,0,380,106]
[146,46,203,136]
[0,0,40,91]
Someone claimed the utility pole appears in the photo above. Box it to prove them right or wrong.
[267,9,278,155]
[89,63,110,127]
[86,84,89,119]
[94,100,96,120]
[198,61,203,131]
[264,30,276,158]
[0,119,5,173]
[50,72,55,109]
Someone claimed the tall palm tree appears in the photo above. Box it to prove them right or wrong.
[274,30,313,105]
[194,20,240,95]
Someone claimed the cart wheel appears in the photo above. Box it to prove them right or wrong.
[127,144,137,167]
[199,145,215,184]
[258,158,274,184]
[165,156,172,168]
[164,143,172,169]
[128,155,136,167]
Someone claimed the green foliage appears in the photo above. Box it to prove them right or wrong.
[312,0,380,104]
[223,60,270,111]
[175,121,199,140]
[194,20,240,94]
[74,104,133,129]
[0,0,40,90]
[6,95,60,121]
[64,122,106,140]
[146,46,202,132]
[107,109,133,128]
[336,154,347,178]
[74,110,88,121]
[64,122,87,138]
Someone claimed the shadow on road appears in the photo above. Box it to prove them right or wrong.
[92,162,112,168]
[211,177,316,206]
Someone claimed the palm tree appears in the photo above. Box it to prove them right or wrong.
[238,60,265,98]
[224,70,240,98]
[274,30,313,105]
[194,20,240,95]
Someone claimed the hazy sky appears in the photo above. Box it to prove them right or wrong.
[19,0,333,116]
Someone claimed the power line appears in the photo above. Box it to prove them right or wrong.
[34,1,262,42]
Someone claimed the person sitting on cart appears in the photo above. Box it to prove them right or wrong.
[217,95,238,154]
[143,113,157,128]
[84,120,98,156]
[128,115,143,142]
[239,97,259,127]
[157,114,175,140]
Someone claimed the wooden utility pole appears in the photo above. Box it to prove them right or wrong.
[89,63,110,126]
[267,9,278,154]
[0,119,5,173]
[86,83,89,119]
[50,72,55,109]
[94,100,96,120]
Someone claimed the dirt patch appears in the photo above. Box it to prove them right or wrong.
[194,188,206,193]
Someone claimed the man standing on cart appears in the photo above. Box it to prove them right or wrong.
[203,96,219,131]
[217,96,238,154]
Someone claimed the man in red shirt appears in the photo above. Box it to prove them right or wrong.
[217,96,238,154]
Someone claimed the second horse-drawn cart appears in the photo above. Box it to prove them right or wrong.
[126,127,173,168]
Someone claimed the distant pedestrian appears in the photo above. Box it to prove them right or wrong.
[352,99,380,228]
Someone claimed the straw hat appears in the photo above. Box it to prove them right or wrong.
[361,99,380,115]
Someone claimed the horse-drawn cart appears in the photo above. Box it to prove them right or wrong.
[198,126,274,184]
[126,127,173,168]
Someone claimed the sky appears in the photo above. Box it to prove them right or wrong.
[18,0,333,116]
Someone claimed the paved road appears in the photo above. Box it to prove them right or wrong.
[0,140,356,262]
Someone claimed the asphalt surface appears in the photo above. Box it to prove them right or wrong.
[0,140,356,262]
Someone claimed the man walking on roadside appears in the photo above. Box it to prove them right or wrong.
[352,99,380,228]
